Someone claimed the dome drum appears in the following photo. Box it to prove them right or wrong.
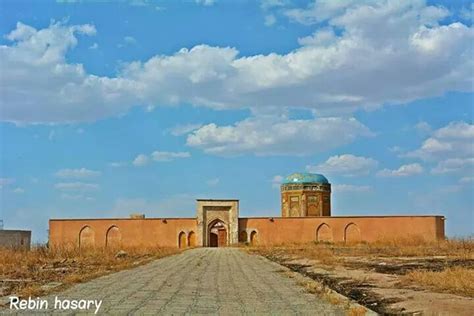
[281,172,331,217]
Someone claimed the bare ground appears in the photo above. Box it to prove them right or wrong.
[250,244,474,315]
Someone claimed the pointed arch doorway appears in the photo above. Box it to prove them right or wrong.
[208,219,227,247]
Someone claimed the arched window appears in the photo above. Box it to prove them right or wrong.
[188,231,196,247]
[178,232,187,249]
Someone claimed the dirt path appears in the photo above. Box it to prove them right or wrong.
[3,248,349,315]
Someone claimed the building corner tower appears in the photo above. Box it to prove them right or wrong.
[281,172,331,217]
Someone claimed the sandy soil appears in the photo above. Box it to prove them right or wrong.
[260,254,474,315]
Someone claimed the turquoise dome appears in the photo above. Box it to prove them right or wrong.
[282,172,329,185]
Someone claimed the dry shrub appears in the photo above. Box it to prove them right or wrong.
[347,305,367,316]
[0,245,179,299]
[401,267,474,297]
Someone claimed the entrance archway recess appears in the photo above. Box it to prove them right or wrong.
[250,231,258,246]
[208,220,227,247]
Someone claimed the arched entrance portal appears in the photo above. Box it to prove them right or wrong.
[208,220,227,247]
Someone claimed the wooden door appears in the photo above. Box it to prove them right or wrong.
[217,229,227,247]
[210,232,218,247]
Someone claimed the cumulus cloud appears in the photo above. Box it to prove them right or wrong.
[377,163,424,177]
[132,154,149,167]
[168,123,203,136]
[55,168,101,178]
[333,184,372,192]
[431,158,474,174]
[54,182,100,191]
[186,116,372,156]
[1,1,472,124]
[406,121,474,160]
[404,121,474,175]
[307,154,378,176]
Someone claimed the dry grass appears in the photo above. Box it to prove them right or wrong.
[347,306,367,316]
[401,267,474,297]
[0,245,179,299]
[249,237,474,261]
[248,237,474,298]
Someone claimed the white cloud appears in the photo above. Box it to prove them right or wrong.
[333,184,372,192]
[297,28,337,46]
[377,163,424,177]
[169,123,203,136]
[1,5,472,124]
[260,0,287,10]
[405,121,474,175]
[13,187,25,194]
[307,154,378,176]
[406,121,474,160]
[414,121,432,134]
[133,151,190,166]
[186,116,372,156]
[0,178,14,188]
[88,42,98,50]
[459,176,474,184]
[132,154,149,167]
[460,4,474,22]
[271,175,283,189]
[55,168,101,178]
[124,36,136,45]
[431,158,474,174]
[206,178,220,186]
[195,0,215,6]
[264,14,277,26]
[54,182,100,191]
[151,151,190,161]
[285,0,450,26]
[60,193,94,201]
[109,161,127,168]
[388,146,402,153]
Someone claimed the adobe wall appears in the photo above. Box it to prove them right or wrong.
[238,216,445,245]
[49,218,197,248]
[0,230,31,250]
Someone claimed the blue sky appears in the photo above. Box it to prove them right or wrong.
[0,0,472,242]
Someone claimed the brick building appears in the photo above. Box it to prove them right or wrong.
[49,172,445,249]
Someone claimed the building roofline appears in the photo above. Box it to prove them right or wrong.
[196,199,239,201]
[0,229,32,233]
[49,217,197,222]
[239,215,445,219]
[50,215,445,222]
